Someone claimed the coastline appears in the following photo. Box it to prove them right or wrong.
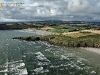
[81,47,100,55]
[13,33,100,48]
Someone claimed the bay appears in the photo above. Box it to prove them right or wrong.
[0,30,100,75]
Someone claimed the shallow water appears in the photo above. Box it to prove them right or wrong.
[0,30,100,75]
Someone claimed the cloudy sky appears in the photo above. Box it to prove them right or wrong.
[0,0,100,22]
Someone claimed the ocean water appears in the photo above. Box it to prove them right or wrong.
[0,30,100,75]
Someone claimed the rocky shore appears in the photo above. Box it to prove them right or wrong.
[13,34,100,48]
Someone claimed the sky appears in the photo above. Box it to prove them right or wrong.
[0,0,100,22]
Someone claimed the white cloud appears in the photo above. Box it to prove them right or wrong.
[0,0,100,21]
[67,0,89,13]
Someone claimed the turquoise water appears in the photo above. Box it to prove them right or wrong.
[0,30,100,75]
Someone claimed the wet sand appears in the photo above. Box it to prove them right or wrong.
[81,47,100,55]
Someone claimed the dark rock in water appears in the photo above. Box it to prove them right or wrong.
[13,37,22,39]
[13,36,41,41]
[25,37,32,41]
[35,37,40,41]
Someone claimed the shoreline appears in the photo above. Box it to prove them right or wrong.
[81,47,100,55]
[17,29,52,35]
[13,34,100,48]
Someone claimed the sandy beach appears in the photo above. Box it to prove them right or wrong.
[18,28,52,35]
[81,47,100,55]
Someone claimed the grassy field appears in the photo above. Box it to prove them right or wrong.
[39,24,100,34]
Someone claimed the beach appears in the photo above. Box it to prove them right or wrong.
[18,28,52,35]
[81,47,100,55]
